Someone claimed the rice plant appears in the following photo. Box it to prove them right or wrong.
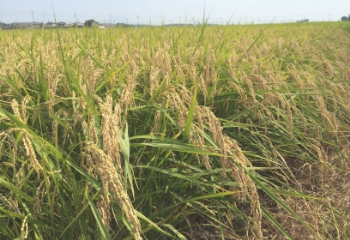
[0,22,350,239]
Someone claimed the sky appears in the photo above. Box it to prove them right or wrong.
[0,0,349,25]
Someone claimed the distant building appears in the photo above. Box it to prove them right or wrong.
[100,23,115,28]
[45,22,56,28]
[44,22,66,28]
[57,22,66,28]
[10,22,43,29]
[3,24,12,30]
[74,22,85,28]
[116,23,127,27]
[296,19,309,23]
[65,23,74,28]
[29,22,43,29]
[11,22,31,28]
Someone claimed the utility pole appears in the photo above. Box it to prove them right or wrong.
[75,13,77,23]
[137,15,139,26]
[110,14,111,24]
[32,11,35,22]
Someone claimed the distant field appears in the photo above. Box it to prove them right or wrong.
[0,22,350,239]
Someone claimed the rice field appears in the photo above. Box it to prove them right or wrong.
[0,22,350,239]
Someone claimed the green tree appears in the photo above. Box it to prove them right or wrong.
[341,15,350,21]
[84,19,100,27]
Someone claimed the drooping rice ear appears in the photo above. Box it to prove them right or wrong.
[12,99,43,173]
[84,143,142,239]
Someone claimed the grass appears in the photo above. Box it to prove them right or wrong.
[0,22,350,239]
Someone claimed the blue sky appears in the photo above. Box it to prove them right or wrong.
[1,0,349,24]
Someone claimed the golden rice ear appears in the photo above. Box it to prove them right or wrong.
[189,125,211,169]
[84,143,142,239]
[222,136,263,239]
[96,94,123,175]
[47,73,62,114]
[198,74,208,102]
[194,104,263,237]
[149,66,160,96]
[151,109,162,134]
[20,215,29,240]
[152,48,172,77]
[33,181,46,214]
[163,88,188,129]
[51,109,62,145]
[204,48,217,96]
[11,99,43,173]
[240,70,257,103]
[315,94,338,135]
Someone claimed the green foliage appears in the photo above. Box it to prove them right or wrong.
[341,15,350,21]
[85,19,100,28]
